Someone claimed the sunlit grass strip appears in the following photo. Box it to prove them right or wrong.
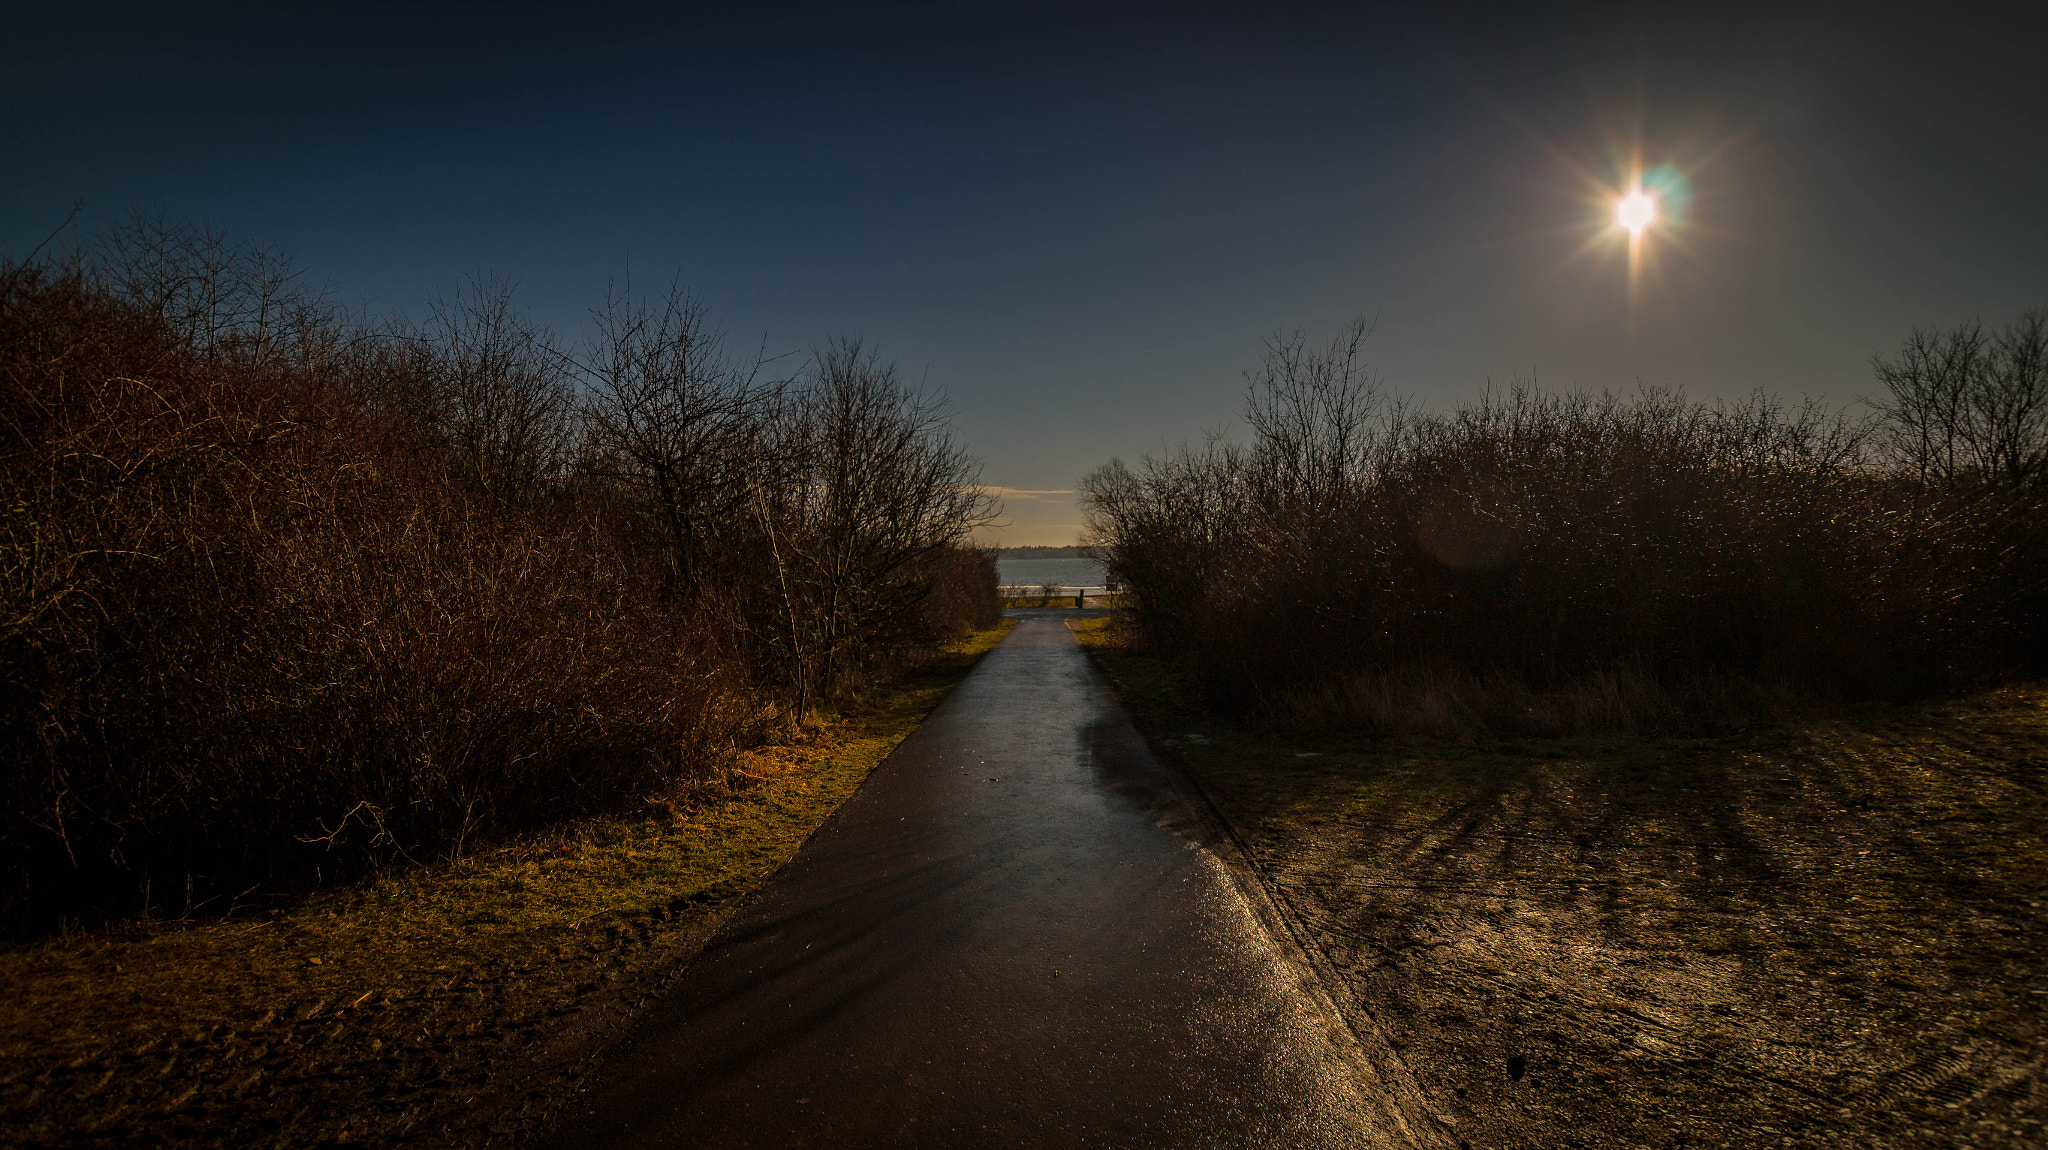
[0,619,1016,1076]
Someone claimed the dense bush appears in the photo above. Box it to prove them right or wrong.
[0,220,998,930]
[1084,318,2046,736]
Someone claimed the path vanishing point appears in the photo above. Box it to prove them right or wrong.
[544,611,1387,1148]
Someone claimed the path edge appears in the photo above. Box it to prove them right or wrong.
[1067,619,1461,1150]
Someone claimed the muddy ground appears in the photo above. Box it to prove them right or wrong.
[1076,620,2047,1149]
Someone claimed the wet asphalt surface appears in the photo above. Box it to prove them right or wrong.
[543,612,1375,1148]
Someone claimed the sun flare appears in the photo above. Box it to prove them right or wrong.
[1616,188,1657,236]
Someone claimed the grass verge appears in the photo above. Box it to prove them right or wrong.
[0,619,1016,1150]
[1071,614,2047,1150]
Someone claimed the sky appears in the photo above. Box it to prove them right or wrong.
[5,1,2043,544]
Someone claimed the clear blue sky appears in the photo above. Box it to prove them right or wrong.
[6,2,2042,543]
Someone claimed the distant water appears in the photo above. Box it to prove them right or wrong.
[997,557,1107,592]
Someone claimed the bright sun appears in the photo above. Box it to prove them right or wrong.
[1616,188,1657,236]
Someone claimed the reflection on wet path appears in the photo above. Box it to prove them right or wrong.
[546,613,1375,1149]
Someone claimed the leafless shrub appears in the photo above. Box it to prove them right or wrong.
[581,280,771,596]
[417,275,577,506]
[1870,312,2048,489]
[1086,317,2046,738]
[0,227,999,932]
[95,209,336,371]
[744,340,999,715]
[1080,435,1244,650]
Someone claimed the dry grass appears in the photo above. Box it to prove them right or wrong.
[1260,660,1809,739]
[1073,614,2048,1148]
[0,619,1014,1149]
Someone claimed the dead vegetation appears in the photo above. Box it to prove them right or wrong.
[1081,315,2047,733]
[1074,615,2047,1149]
[1075,312,2046,1142]
[0,216,1000,934]
[0,620,1014,1149]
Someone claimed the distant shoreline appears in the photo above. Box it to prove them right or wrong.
[993,544,1100,559]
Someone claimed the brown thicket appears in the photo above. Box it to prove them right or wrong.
[1083,317,2047,737]
[0,218,997,931]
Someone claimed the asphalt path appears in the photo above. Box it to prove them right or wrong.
[543,611,1380,1148]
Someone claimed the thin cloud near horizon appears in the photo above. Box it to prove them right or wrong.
[973,486,1075,502]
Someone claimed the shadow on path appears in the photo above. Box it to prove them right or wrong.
[542,616,1386,1149]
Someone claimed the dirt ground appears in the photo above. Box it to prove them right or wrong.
[11,616,2039,1148]
[0,623,1015,1150]
[1073,618,2048,1149]
[4,892,753,1149]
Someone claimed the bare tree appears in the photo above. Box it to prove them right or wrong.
[1980,312,2048,488]
[579,281,771,594]
[579,295,996,718]
[765,339,997,703]
[1242,316,1394,511]
[1871,311,2048,489]
[411,275,576,506]
[1080,436,1244,637]
[95,210,329,370]
[2,225,1007,931]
